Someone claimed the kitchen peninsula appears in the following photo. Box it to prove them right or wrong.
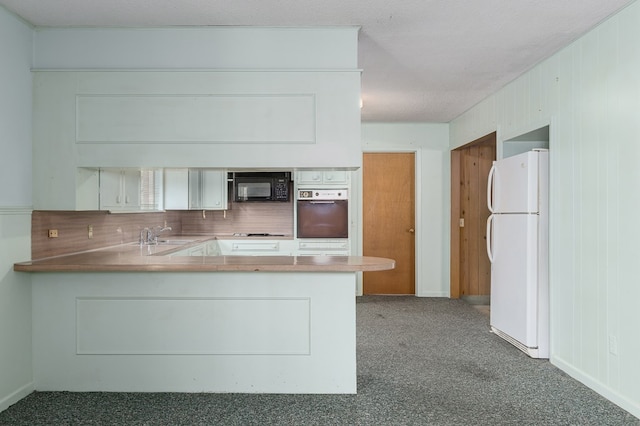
[15,239,394,394]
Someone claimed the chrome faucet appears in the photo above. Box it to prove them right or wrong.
[140,225,172,245]
[154,225,172,241]
[139,227,153,245]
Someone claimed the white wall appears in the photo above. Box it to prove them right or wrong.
[0,6,34,413]
[450,1,640,418]
[33,27,358,70]
[360,123,450,297]
[31,27,362,209]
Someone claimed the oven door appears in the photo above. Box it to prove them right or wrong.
[296,200,348,238]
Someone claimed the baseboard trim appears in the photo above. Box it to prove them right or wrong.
[551,356,640,420]
[0,382,34,413]
[416,292,449,298]
[461,295,490,305]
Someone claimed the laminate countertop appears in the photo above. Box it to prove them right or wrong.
[14,237,395,273]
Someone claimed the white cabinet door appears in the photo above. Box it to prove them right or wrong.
[297,239,350,256]
[217,240,294,256]
[99,169,141,211]
[189,169,228,210]
[99,169,164,211]
[297,170,349,186]
[122,170,141,209]
[164,169,189,210]
[201,170,227,210]
[297,171,324,185]
[322,170,348,184]
[99,169,122,210]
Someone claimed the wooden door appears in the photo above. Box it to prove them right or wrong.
[363,152,415,294]
[450,133,496,299]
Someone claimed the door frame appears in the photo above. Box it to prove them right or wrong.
[355,148,422,296]
[450,132,496,299]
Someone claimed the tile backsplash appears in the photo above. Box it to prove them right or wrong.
[180,202,293,236]
[31,201,293,259]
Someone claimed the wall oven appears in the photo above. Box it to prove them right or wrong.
[296,189,348,238]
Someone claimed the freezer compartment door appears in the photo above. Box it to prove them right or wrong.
[489,214,539,348]
[489,151,542,214]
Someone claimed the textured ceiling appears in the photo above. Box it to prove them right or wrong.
[0,0,634,122]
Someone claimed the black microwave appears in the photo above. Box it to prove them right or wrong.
[231,172,291,202]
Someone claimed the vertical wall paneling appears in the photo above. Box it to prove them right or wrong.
[0,6,34,413]
[597,17,618,384]
[0,210,32,412]
[577,27,598,375]
[450,2,640,417]
[615,4,640,400]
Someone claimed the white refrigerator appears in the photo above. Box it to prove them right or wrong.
[486,149,549,359]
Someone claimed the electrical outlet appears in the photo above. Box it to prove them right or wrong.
[48,229,59,238]
[88,225,93,239]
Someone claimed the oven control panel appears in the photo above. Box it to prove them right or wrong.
[297,189,348,200]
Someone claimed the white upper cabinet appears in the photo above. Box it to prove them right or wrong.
[188,169,228,210]
[164,168,228,210]
[98,168,162,212]
[297,170,350,186]
[163,169,190,210]
[99,169,141,211]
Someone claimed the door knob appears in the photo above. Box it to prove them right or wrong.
[408,228,415,233]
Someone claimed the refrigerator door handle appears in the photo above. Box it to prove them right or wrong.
[486,214,494,263]
[487,163,496,213]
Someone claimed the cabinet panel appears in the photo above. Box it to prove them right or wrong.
[98,170,123,210]
[99,168,163,211]
[297,239,350,256]
[322,170,348,184]
[99,169,141,211]
[188,169,228,210]
[218,240,294,256]
[164,169,189,210]
[297,170,349,186]
[122,171,142,209]
[76,94,315,144]
[297,171,323,184]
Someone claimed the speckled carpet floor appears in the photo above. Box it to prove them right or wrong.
[1,296,637,425]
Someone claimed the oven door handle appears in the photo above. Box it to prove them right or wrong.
[309,200,337,204]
